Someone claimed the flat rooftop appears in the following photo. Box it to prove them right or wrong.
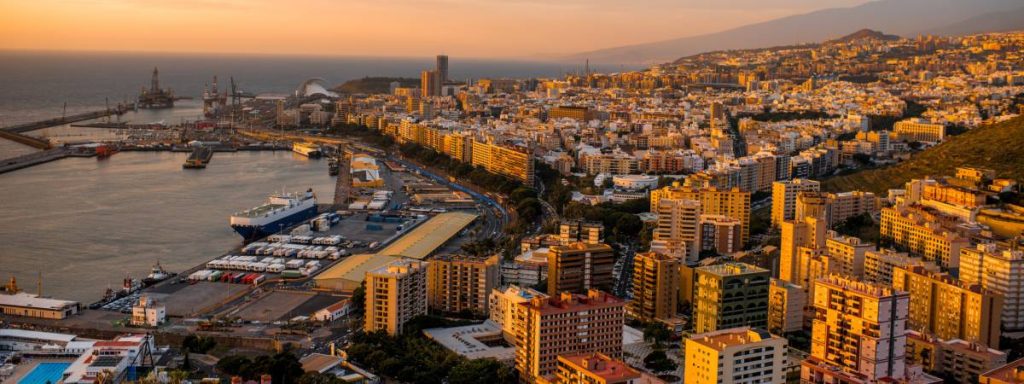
[314,254,402,286]
[0,292,78,310]
[376,212,477,259]
[423,320,515,361]
[0,329,77,343]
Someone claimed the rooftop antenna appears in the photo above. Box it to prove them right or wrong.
[37,271,42,296]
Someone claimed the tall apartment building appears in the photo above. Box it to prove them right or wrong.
[470,140,535,185]
[650,183,751,245]
[906,330,1008,384]
[894,118,946,143]
[489,285,548,343]
[559,220,604,245]
[693,262,770,333]
[364,259,428,336]
[864,248,941,286]
[803,276,911,382]
[891,265,1003,348]
[779,215,826,284]
[654,198,701,262]
[768,278,806,335]
[514,290,625,383]
[771,179,821,227]
[880,205,969,270]
[825,231,876,278]
[960,242,1024,331]
[627,251,680,322]
[420,69,440,97]
[426,254,500,315]
[436,54,449,84]
[553,353,641,384]
[697,215,743,255]
[547,242,615,295]
[684,327,788,384]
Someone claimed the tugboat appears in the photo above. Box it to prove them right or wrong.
[142,261,175,286]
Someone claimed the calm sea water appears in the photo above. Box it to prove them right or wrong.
[0,151,337,302]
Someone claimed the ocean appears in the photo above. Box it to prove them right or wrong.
[0,51,578,301]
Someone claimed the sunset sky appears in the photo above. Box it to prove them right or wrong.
[1,0,873,58]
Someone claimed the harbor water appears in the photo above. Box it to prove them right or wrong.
[0,151,336,302]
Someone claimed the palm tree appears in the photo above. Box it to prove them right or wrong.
[169,370,189,384]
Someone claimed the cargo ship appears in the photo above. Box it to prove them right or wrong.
[230,189,318,241]
[292,142,322,158]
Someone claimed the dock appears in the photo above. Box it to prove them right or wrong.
[2,105,132,134]
[0,129,51,149]
[0,147,94,175]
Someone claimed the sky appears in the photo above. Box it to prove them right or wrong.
[0,0,874,58]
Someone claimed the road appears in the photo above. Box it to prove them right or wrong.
[390,156,510,240]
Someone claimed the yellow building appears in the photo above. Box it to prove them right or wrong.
[805,276,910,381]
[653,198,701,262]
[426,254,500,315]
[880,205,970,270]
[364,258,428,336]
[960,242,1024,332]
[768,278,806,335]
[825,231,875,279]
[906,330,1007,384]
[894,118,946,143]
[515,290,625,383]
[779,215,826,284]
[771,179,820,227]
[892,265,1003,348]
[488,285,548,343]
[864,248,941,286]
[650,183,751,244]
[684,327,787,384]
[627,251,680,322]
[471,140,535,185]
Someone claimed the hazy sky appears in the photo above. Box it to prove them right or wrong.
[1,0,873,58]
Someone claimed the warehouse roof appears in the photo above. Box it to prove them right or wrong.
[377,212,477,259]
[314,254,401,285]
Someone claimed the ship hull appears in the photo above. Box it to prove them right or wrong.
[231,205,318,241]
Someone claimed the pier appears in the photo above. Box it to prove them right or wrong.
[2,105,132,134]
[0,147,94,175]
[0,129,51,149]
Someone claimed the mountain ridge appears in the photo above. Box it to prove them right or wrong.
[564,0,1024,66]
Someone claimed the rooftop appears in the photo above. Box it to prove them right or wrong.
[689,327,778,351]
[376,212,477,259]
[314,254,401,285]
[982,357,1024,383]
[423,320,515,361]
[558,352,640,382]
[0,292,79,311]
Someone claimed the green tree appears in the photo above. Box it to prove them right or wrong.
[643,349,677,373]
[350,280,366,315]
[448,358,517,384]
[296,372,341,384]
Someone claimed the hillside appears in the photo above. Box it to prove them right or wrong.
[825,29,899,45]
[822,116,1024,194]
[334,77,418,94]
[564,0,1023,65]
